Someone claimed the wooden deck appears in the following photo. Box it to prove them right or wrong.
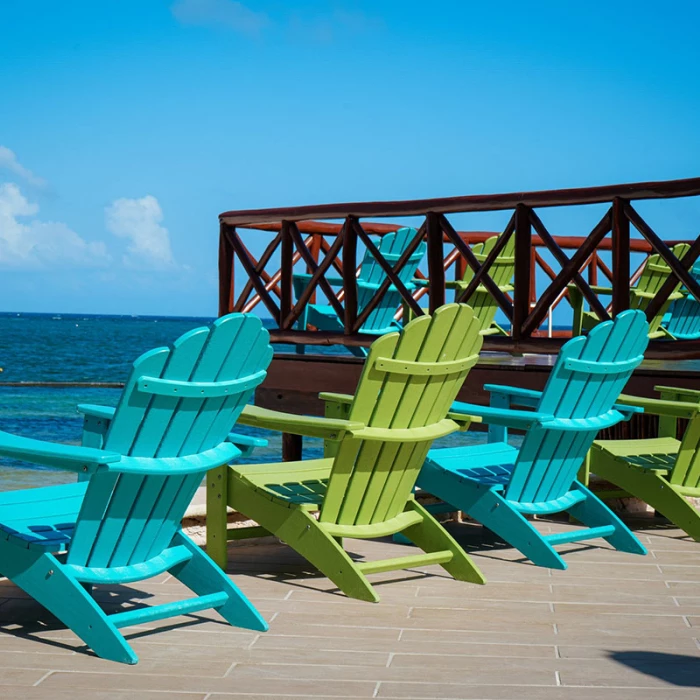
[1,516,699,698]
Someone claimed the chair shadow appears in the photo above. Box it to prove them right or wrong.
[608,651,700,687]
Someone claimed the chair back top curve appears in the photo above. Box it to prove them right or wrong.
[357,227,426,333]
[505,310,650,505]
[320,303,483,528]
[460,233,515,332]
[68,313,273,569]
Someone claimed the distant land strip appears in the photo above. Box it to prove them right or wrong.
[0,382,124,388]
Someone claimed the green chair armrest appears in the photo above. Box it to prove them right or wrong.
[238,405,365,440]
[616,394,699,419]
[0,430,121,472]
[319,392,354,407]
[655,385,700,404]
[349,419,458,443]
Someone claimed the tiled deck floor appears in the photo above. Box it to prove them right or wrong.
[1,516,699,699]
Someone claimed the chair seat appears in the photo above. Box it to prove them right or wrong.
[593,437,679,472]
[425,441,519,483]
[234,458,333,506]
[0,481,87,552]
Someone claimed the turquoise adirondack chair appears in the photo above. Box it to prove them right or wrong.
[417,310,650,569]
[0,314,272,663]
[293,227,426,357]
[662,261,700,339]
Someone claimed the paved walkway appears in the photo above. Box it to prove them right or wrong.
[1,516,699,699]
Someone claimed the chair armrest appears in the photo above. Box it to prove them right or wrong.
[319,392,354,407]
[77,404,116,421]
[616,394,699,419]
[484,384,542,408]
[655,385,700,404]
[349,419,458,443]
[449,401,553,430]
[0,430,121,473]
[226,431,267,458]
[238,405,365,440]
[413,278,430,288]
[293,272,344,287]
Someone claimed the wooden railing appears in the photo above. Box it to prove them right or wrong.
[218,177,700,356]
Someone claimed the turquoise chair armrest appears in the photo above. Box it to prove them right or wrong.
[449,401,554,431]
[238,405,365,440]
[0,430,121,472]
[483,384,542,408]
[293,272,344,287]
[77,404,116,421]
[226,431,267,458]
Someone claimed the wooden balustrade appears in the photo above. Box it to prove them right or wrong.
[218,177,700,356]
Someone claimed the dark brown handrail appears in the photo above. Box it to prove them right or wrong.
[218,177,700,356]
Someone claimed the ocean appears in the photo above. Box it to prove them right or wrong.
[0,312,490,491]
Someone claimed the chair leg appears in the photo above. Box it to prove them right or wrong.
[592,454,700,542]
[566,481,647,555]
[169,531,268,632]
[464,487,569,570]
[229,477,379,602]
[0,541,137,664]
[401,499,485,584]
[206,465,229,569]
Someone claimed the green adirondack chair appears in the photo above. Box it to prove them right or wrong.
[416,310,650,569]
[207,304,486,602]
[412,233,515,335]
[0,313,272,663]
[590,385,700,540]
[570,243,691,338]
[293,227,426,357]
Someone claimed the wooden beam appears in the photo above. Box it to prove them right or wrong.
[426,213,445,314]
[611,197,631,316]
[218,222,234,316]
[237,232,283,311]
[342,218,358,334]
[522,210,609,336]
[220,177,700,225]
[352,222,427,332]
[279,221,294,328]
[439,214,513,319]
[512,204,532,340]
[226,228,281,320]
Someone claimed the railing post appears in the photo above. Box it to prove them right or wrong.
[343,219,358,334]
[280,221,293,328]
[611,197,630,317]
[218,223,234,317]
[426,213,445,314]
[512,204,532,340]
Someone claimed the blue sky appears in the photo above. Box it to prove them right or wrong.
[1,0,699,316]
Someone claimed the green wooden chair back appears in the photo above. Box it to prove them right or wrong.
[505,310,649,505]
[632,243,690,333]
[660,390,700,490]
[319,304,483,527]
[356,227,426,333]
[68,314,272,569]
[459,234,515,333]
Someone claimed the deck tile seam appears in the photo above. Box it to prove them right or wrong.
[32,670,53,687]
[223,661,237,678]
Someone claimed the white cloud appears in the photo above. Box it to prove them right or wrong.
[0,146,47,189]
[171,0,268,35]
[0,183,110,268]
[105,195,178,270]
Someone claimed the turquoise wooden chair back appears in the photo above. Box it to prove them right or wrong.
[504,310,649,505]
[664,295,700,339]
[460,234,515,333]
[67,314,272,569]
[356,227,426,333]
[320,304,483,527]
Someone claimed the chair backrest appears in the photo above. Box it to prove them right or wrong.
[320,303,483,527]
[664,295,700,339]
[632,243,690,333]
[504,310,650,505]
[460,234,515,333]
[356,227,426,333]
[656,388,700,490]
[68,313,273,569]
